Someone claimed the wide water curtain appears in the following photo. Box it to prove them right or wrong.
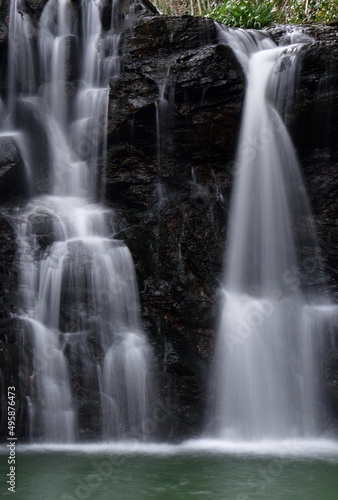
[9,0,154,442]
[211,27,324,440]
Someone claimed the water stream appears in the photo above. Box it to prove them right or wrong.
[7,0,154,442]
[209,26,332,440]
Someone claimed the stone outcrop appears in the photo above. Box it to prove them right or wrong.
[0,0,338,439]
[102,14,245,437]
[103,15,338,436]
[0,136,28,201]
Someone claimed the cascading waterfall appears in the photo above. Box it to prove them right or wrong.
[7,0,36,108]
[7,0,154,442]
[154,70,174,207]
[209,26,329,440]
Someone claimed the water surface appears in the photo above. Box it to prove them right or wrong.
[1,440,338,499]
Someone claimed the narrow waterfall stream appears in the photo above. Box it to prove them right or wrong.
[7,0,154,442]
[209,26,330,440]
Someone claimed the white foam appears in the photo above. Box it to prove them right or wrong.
[14,438,338,459]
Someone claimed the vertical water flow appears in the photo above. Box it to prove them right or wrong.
[7,0,36,110]
[10,0,154,441]
[2,0,35,189]
[155,70,174,206]
[210,27,324,440]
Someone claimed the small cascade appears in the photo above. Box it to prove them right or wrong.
[209,26,329,440]
[7,0,155,442]
[155,75,171,166]
[155,70,174,206]
[0,131,33,187]
[2,0,36,191]
[7,0,36,111]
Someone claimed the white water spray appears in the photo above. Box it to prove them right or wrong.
[8,0,154,442]
[210,27,329,440]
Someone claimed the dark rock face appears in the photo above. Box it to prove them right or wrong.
[0,19,7,44]
[0,215,17,317]
[0,0,338,439]
[104,17,338,436]
[103,14,245,437]
[283,27,338,428]
[0,215,29,439]
[0,135,28,201]
[264,25,338,429]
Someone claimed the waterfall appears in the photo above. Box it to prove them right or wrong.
[154,70,174,207]
[7,0,154,442]
[7,0,36,110]
[209,26,329,440]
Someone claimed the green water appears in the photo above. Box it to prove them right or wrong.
[1,443,338,500]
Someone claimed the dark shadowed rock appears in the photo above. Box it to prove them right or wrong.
[0,215,17,314]
[0,218,26,438]
[102,18,338,437]
[0,135,28,201]
[28,207,57,248]
[25,0,49,14]
[0,18,7,43]
[268,24,338,428]
[101,15,245,436]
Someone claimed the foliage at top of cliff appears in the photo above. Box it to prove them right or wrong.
[153,0,338,26]
[277,0,338,24]
[207,0,276,29]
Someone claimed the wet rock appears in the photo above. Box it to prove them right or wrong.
[28,207,58,248]
[100,0,158,31]
[105,143,157,208]
[107,16,244,170]
[0,271,29,437]
[292,42,338,154]
[269,22,338,45]
[58,34,79,81]
[101,14,243,437]
[289,41,338,300]
[0,0,9,17]
[0,215,17,312]
[111,157,230,437]
[103,17,338,437]
[268,24,338,426]
[0,18,7,43]
[0,136,28,202]
[25,0,49,14]
[11,98,52,193]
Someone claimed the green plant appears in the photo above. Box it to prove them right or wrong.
[278,0,338,23]
[151,0,338,25]
[207,0,276,28]
[153,0,218,15]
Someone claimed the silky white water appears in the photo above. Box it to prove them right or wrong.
[7,0,154,442]
[209,27,331,440]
